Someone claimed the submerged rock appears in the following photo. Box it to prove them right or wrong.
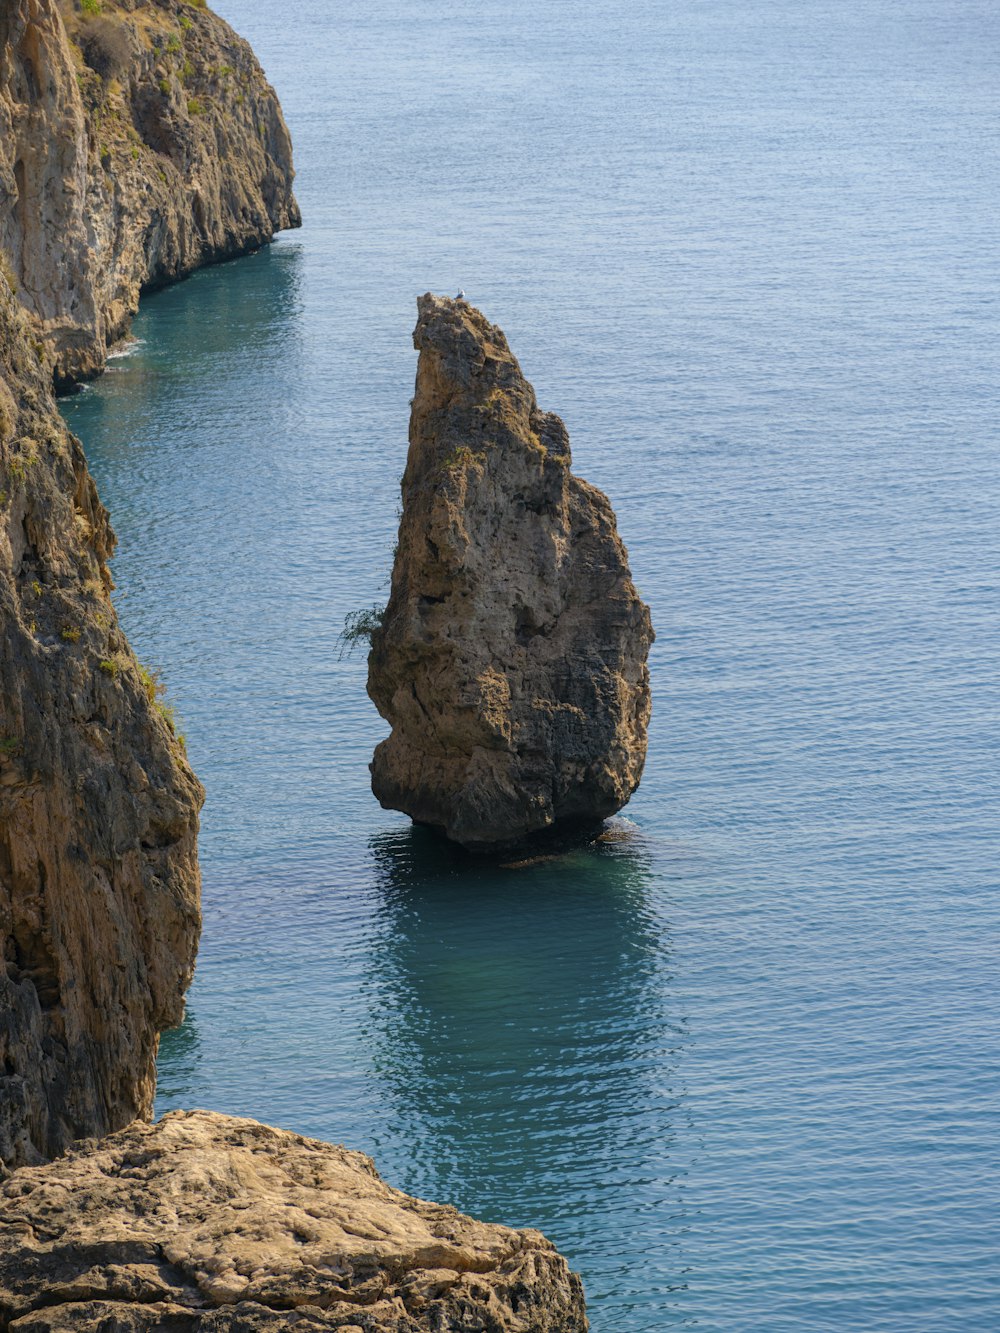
[0,0,300,387]
[0,283,202,1173]
[368,295,653,851]
[0,1109,589,1332]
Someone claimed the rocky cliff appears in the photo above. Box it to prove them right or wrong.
[0,0,300,387]
[0,279,202,1172]
[368,295,653,851]
[0,1109,589,1332]
[0,0,300,1172]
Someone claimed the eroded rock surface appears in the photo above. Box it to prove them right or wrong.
[368,295,653,850]
[0,1109,589,1332]
[0,0,300,386]
[0,279,202,1172]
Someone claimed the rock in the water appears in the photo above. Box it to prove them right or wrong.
[367,294,654,850]
[0,278,202,1171]
[0,0,300,387]
[0,1109,589,1332]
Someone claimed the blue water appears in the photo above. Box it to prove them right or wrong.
[59,0,1000,1328]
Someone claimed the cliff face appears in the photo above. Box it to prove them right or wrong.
[368,295,653,851]
[0,1109,589,1331]
[0,0,300,1170]
[0,0,300,387]
[0,279,202,1172]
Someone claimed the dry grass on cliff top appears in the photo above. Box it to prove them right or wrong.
[60,0,210,48]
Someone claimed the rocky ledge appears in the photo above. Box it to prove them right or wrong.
[0,0,300,386]
[0,1109,589,1332]
[367,295,653,851]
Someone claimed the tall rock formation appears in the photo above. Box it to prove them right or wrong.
[0,1110,589,1331]
[0,280,202,1172]
[368,295,653,851]
[0,0,298,1172]
[0,0,300,387]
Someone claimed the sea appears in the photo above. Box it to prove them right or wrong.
[59,1,1000,1328]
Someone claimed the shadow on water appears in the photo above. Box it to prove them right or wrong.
[156,1011,203,1106]
[362,822,693,1309]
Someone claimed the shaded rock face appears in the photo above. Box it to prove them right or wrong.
[0,1109,589,1332]
[0,0,300,387]
[0,282,202,1172]
[368,295,653,851]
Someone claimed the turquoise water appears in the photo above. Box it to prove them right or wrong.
[59,0,1000,1327]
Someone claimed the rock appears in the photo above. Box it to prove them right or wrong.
[0,0,297,1173]
[0,1109,589,1332]
[0,279,202,1172]
[0,0,300,387]
[367,295,653,850]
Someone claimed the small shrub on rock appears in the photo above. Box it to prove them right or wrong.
[339,605,385,657]
[78,17,133,80]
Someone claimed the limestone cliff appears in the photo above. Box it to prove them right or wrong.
[0,1109,589,1332]
[0,278,202,1172]
[0,0,299,1173]
[368,295,653,851]
[0,0,300,387]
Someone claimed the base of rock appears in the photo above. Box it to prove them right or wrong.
[0,1110,588,1333]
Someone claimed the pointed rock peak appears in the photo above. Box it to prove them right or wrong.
[414,291,512,381]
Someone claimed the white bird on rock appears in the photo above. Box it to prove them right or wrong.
[455,289,466,301]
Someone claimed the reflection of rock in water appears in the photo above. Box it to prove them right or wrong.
[364,825,690,1266]
[155,1012,202,1112]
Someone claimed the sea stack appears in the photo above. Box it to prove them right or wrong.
[368,294,654,851]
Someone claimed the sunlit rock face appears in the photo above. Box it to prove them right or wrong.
[0,0,300,387]
[368,294,654,851]
[0,1109,590,1331]
[0,0,305,1175]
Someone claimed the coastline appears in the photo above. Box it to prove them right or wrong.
[0,4,590,1328]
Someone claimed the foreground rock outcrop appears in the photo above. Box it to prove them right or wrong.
[0,0,300,386]
[0,1109,588,1332]
[368,295,653,850]
[0,274,202,1170]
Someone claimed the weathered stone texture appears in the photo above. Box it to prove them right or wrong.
[0,0,304,1173]
[0,0,300,386]
[0,273,202,1173]
[0,1109,589,1332]
[368,295,653,850]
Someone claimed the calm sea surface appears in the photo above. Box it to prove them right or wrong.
[60,1,1000,1327]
